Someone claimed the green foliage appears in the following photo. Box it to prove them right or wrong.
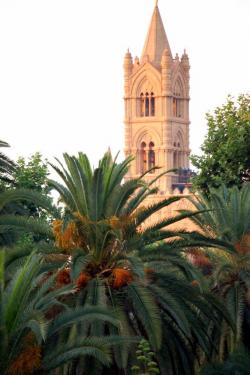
[0,140,16,185]
[47,151,231,374]
[0,251,47,374]
[184,182,250,245]
[14,152,50,193]
[0,188,54,246]
[182,183,250,360]
[191,94,250,192]
[0,152,55,244]
[131,339,159,374]
[0,250,127,374]
[0,145,55,244]
[2,149,249,374]
[200,348,250,375]
[13,152,53,219]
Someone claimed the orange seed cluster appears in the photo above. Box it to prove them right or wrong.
[6,346,41,375]
[76,272,90,289]
[234,234,250,256]
[112,268,133,288]
[53,220,82,250]
[56,268,71,286]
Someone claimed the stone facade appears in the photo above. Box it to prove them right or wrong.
[123,1,195,229]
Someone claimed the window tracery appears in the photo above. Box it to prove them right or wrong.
[148,142,155,171]
[140,142,147,173]
[139,92,155,117]
[173,133,184,169]
[173,80,183,118]
[139,141,156,173]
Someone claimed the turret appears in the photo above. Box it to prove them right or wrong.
[161,48,172,95]
[174,53,180,63]
[123,49,133,97]
[181,49,190,94]
[181,50,190,73]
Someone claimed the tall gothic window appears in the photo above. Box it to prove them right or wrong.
[173,80,183,118]
[148,142,155,171]
[173,134,184,169]
[139,92,155,117]
[139,141,156,174]
[150,92,155,116]
[140,93,145,116]
[145,93,149,116]
[140,142,147,173]
[173,151,178,169]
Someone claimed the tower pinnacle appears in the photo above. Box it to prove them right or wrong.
[141,2,172,65]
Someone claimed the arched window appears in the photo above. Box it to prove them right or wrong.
[138,141,156,174]
[140,93,145,116]
[150,92,155,116]
[173,134,184,169]
[140,142,147,173]
[145,93,149,116]
[173,80,183,118]
[173,151,178,169]
[139,92,155,117]
[148,142,155,172]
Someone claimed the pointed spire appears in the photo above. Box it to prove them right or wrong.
[141,2,172,66]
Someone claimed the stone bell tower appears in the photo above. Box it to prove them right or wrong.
[124,1,190,194]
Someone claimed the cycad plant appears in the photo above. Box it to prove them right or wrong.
[0,250,128,375]
[47,151,230,374]
[186,183,250,245]
[185,183,250,357]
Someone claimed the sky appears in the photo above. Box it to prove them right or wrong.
[0,0,249,168]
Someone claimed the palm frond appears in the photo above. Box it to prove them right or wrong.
[48,306,119,337]
[127,282,161,350]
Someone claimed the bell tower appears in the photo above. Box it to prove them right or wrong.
[124,1,190,193]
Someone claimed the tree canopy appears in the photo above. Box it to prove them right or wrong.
[191,94,250,192]
[14,152,50,195]
[1,149,250,374]
[13,152,53,219]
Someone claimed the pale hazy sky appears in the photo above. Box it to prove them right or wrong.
[0,0,249,167]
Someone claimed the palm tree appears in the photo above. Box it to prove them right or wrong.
[184,183,250,357]
[0,250,129,375]
[185,183,250,246]
[0,140,16,184]
[48,151,230,374]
